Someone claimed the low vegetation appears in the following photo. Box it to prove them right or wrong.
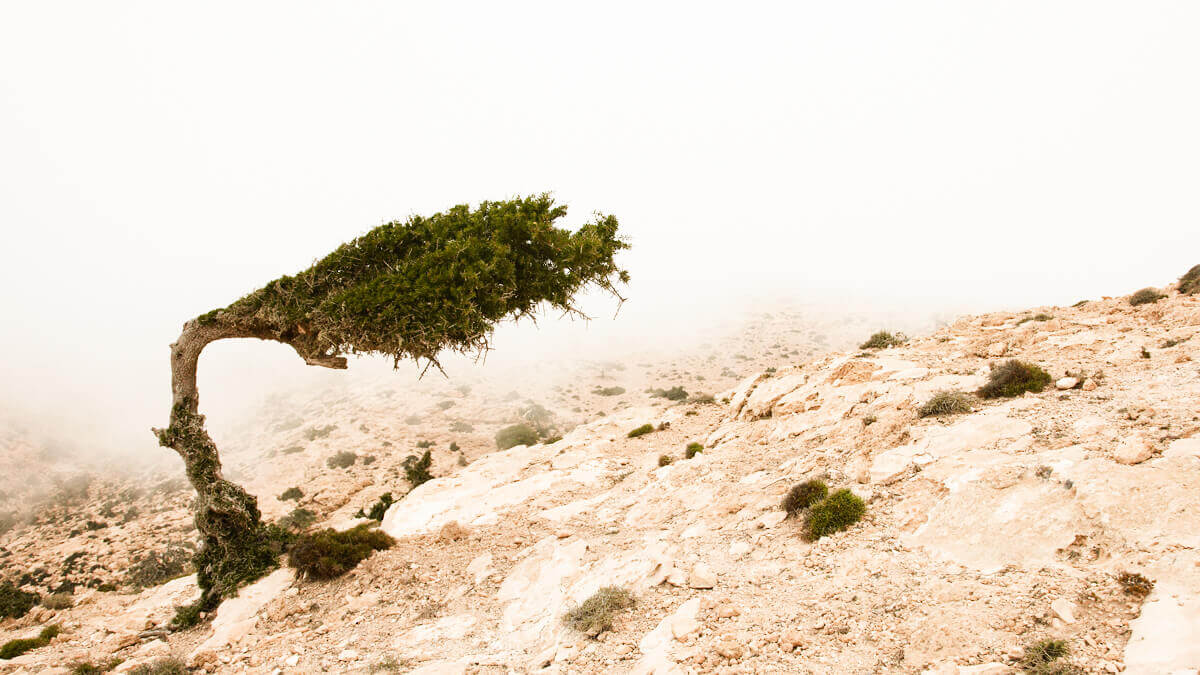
[355,493,394,521]
[978,360,1052,398]
[1129,287,1165,306]
[804,488,866,541]
[782,480,828,518]
[68,658,124,674]
[125,544,194,590]
[1018,638,1076,674]
[918,390,974,417]
[403,451,434,488]
[649,386,688,401]
[627,424,655,438]
[326,451,357,469]
[657,455,673,467]
[495,423,539,450]
[1117,571,1155,599]
[1181,264,1200,294]
[860,330,906,350]
[278,486,303,501]
[0,624,59,659]
[288,524,394,580]
[685,442,703,459]
[592,386,625,396]
[0,580,39,619]
[127,657,188,675]
[303,424,337,441]
[41,592,74,610]
[563,586,634,636]
[277,507,317,531]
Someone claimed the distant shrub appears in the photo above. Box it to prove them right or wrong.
[684,442,703,459]
[355,493,394,521]
[0,580,39,619]
[449,441,460,452]
[783,480,828,518]
[657,455,673,467]
[0,624,59,659]
[403,451,434,488]
[436,400,455,410]
[627,424,655,439]
[1129,288,1165,306]
[1117,571,1154,599]
[541,435,563,444]
[977,360,1052,399]
[126,657,188,675]
[126,545,193,590]
[650,386,688,401]
[804,489,866,540]
[1018,313,1054,324]
[303,425,336,441]
[687,393,716,404]
[862,414,877,426]
[69,658,124,674]
[1019,638,1074,674]
[278,487,303,502]
[860,331,906,350]
[41,592,73,610]
[449,420,474,433]
[288,524,394,580]
[326,451,357,469]
[1180,264,1200,295]
[563,586,634,635]
[415,439,434,448]
[278,507,317,532]
[593,386,626,396]
[495,423,539,449]
[918,390,974,418]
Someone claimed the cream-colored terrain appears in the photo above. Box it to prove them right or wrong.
[2,290,1199,674]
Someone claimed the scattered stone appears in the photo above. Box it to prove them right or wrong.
[1050,598,1077,624]
[1055,377,1078,390]
[1114,436,1154,465]
[688,563,717,589]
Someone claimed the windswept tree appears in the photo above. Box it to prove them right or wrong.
[154,194,627,614]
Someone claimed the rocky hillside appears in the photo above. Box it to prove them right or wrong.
[2,288,1198,674]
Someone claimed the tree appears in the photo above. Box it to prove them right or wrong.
[153,194,627,614]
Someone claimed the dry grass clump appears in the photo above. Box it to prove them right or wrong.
[627,424,655,438]
[1116,571,1154,599]
[918,390,974,417]
[657,455,673,467]
[782,480,828,518]
[41,592,74,610]
[126,657,188,675]
[804,488,867,540]
[494,423,538,449]
[860,330,906,349]
[978,360,1052,399]
[563,586,634,636]
[1018,638,1079,674]
[326,451,357,469]
[1180,264,1200,294]
[0,580,40,619]
[1129,287,1165,306]
[287,524,394,580]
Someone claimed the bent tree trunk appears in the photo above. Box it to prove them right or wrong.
[153,317,346,608]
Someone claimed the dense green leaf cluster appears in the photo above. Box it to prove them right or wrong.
[210,194,628,367]
[287,524,394,579]
[0,581,38,619]
[782,480,828,518]
[804,488,866,540]
[978,360,1052,398]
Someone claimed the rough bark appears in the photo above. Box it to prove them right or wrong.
[153,315,346,604]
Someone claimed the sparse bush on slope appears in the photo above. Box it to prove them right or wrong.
[918,390,974,417]
[326,451,357,469]
[495,423,538,449]
[978,360,1052,399]
[0,580,39,619]
[782,480,828,518]
[403,451,434,488]
[1129,287,1164,306]
[563,586,634,636]
[125,544,193,590]
[288,524,394,580]
[1019,638,1078,674]
[355,493,394,521]
[278,486,303,501]
[1179,264,1200,294]
[684,442,704,459]
[0,624,59,659]
[126,657,188,675]
[627,424,654,438]
[1117,571,1154,599]
[804,489,866,540]
[860,331,906,350]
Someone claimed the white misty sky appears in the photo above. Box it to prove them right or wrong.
[1,2,1197,454]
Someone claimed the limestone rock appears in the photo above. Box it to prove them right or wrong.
[1115,436,1154,465]
[687,563,716,589]
[1050,598,1076,624]
[1055,377,1078,390]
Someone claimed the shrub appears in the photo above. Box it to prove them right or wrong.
[657,455,673,467]
[593,386,625,396]
[355,493,394,521]
[403,451,434,488]
[449,420,473,433]
[326,451,357,469]
[1129,287,1165,306]
[563,586,634,635]
[126,657,188,675]
[42,592,74,610]
[415,439,434,448]
[69,658,124,674]
[1117,571,1154,599]
[918,390,974,417]
[860,331,905,350]
[125,544,193,590]
[287,524,394,580]
[687,393,716,404]
[783,480,828,518]
[278,507,317,532]
[495,423,538,449]
[1181,264,1200,294]
[684,442,703,459]
[278,487,303,501]
[280,445,304,455]
[649,386,688,401]
[0,624,59,659]
[977,360,1052,399]
[437,400,455,410]
[627,424,655,439]
[0,580,39,619]
[804,489,866,540]
[303,425,336,441]
[1019,638,1073,674]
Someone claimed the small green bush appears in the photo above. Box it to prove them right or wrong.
[1129,287,1165,306]
[977,360,1052,399]
[684,442,703,459]
[278,486,303,501]
[593,386,626,396]
[627,424,654,438]
[783,480,828,518]
[69,658,124,674]
[657,455,673,467]
[649,386,688,401]
[918,390,974,417]
[126,657,188,675]
[1019,638,1074,674]
[403,451,434,488]
[355,493,394,521]
[287,524,394,580]
[41,592,74,610]
[1180,264,1200,295]
[278,507,317,531]
[415,439,434,448]
[1018,313,1054,324]
[495,423,539,449]
[563,586,634,635]
[304,425,336,441]
[804,489,866,540]
[0,624,59,659]
[1117,571,1154,599]
[326,451,357,469]
[860,331,905,350]
[0,580,39,619]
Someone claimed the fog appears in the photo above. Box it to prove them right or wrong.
[2,2,1198,464]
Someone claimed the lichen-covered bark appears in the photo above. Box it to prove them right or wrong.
[152,316,345,606]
